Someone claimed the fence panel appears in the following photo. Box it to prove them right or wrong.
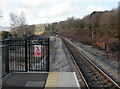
[1,37,49,74]
[28,38,49,71]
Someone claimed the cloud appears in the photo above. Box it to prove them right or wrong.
[0,0,8,4]
[16,8,38,20]
[16,8,31,16]
[38,2,74,18]
[49,2,73,16]
[38,10,48,18]
[19,0,60,7]
[0,13,10,26]
[0,0,118,26]
[86,5,108,13]
[66,0,119,2]
[0,6,6,12]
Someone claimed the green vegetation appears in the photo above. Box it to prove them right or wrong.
[0,31,12,39]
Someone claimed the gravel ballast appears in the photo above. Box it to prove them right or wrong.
[65,38,119,85]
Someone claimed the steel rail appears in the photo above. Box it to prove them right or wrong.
[62,39,90,89]
[62,38,120,89]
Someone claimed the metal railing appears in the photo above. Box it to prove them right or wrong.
[1,36,49,76]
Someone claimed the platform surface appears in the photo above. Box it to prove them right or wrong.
[2,72,80,89]
[45,72,80,89]
[2,72,48,89]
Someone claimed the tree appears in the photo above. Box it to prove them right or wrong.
[83,15,92,29]
[0,31,12,39]
[10,12,26,37]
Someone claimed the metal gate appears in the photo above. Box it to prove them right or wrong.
[28,37,49,71]
[2,36,49,72]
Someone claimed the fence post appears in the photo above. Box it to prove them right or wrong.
[47,38,50,72]
[5,40,9,72]
[25,38,28,72]
[28,37,30,71]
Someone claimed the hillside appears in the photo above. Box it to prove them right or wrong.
[45,8,119,52]
[35,24,49,35]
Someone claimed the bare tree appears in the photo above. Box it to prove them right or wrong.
[10,12,26,37]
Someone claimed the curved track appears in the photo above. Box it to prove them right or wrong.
[62,38,120,89]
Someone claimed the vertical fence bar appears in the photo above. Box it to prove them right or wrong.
[5,40,9,72]
[47,38,50,72]
[42,39,44,70]
[41,40,43,70]
[25,38,28,72]
[28,37,30,71]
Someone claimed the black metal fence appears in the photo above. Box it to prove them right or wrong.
[1,36,49,75]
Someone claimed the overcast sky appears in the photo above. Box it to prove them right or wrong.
[0,0,119,26]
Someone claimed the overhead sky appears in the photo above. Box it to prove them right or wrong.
[0,0,119,26]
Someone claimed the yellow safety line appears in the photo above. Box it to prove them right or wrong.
[44,72,58,89]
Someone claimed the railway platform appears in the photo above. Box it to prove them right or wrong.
[2,72,80,89]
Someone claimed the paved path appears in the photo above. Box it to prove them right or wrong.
[50,38,73,72]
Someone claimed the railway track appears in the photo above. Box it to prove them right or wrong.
[62,39,89,89]
[62,38,120,89]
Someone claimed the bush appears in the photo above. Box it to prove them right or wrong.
[0,31,12,39]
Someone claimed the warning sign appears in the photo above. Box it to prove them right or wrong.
[34,45,41,57]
